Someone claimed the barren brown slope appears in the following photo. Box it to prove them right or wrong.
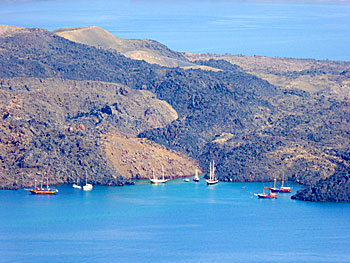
[54,26,194,68]
[185,53,350,96]
[0,25,26,36]
[103,131,201,180]
[0,77,179,189]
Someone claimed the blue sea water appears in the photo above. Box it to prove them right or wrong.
[1,1,350,262]
[0,181,349,263]
[0,0,350,61]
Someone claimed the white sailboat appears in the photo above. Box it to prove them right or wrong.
[72,177,82,189]
[150,166,169,184]
[206,161,219,185]
[193,169,200,182]
[83,171,93,191]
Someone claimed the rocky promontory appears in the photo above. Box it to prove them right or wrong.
[0,25,349,202]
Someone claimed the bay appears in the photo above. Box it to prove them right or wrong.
[1,0,350,61]
[0,180,349,263]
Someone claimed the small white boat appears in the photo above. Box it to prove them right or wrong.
[193,169,200,182]
[150,166,169,184]
[83,171,93,191]
[72,178,82,189]
[83,183,93,191]
[206,161,219,185]
[72,184,82,189]
[184,178,190,182]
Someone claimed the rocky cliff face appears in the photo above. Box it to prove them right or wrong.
[292,159,350,202]
[0,26,349,201]
[0,77,186,189]
[103,131,201,180]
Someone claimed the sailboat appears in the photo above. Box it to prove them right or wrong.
[206,161,219,185]
[193,169,200,182]
[269,172,291,193]
[72,177,82,189]
[83,171,93,191]
[25,172,58,195]
[255,187,277,199]
[150,166,169,184]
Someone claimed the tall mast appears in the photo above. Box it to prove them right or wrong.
[281,171,285,187]
[210,162,212,180]
[40,172,43,189]
[34,174,37,189]
[274,176,277,188]
[162,165,164,180]
[212,161,215,179]
[46,171,49,189]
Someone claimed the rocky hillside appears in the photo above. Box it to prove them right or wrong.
[0,25,349,201]
[292,157,350,202]
[54,26,194,68]
[0,77,197,189]
[103,131,201,180]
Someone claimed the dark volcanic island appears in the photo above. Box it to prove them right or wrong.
[0,25,349,202]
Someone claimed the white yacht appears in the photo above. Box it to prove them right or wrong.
[193,169,200,182]
[206,161,219,185]
[150,166,169,184]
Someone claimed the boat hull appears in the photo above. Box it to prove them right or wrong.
[270,187,291,193]
[255,193,277,199]
[206,179,219,185]
[83,184,93,191]
[28,189,58,195]
[150,179,169,184]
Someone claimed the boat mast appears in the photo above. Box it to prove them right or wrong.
[46,172,49,189]
[34,173,37,189]
[274,176,277,189]
[209,162,212,180]
[162,165,165,180]
[40,172,43,190]
[281,171,285,188]
[212,161,215,179]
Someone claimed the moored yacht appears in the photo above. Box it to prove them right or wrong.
[193,169,200,182]
[269,173,291,193]
[25,172,58,195]
[255,187,277,199]
[83,171,93,191]
[150,166,169,184]
[72,177,82,189]
[206,161,219,185]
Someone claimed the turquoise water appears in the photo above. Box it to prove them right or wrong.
[1,180,349,263]
[1,0,350,61]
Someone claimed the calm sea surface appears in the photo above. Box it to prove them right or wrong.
[1,0,350,61]
[0,180,349,263]
[1,1,350,262]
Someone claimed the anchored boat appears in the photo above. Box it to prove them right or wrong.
[25,172,58,195]
[83,171,93,191]
[72,177,82,189]
[193,169,200,182]
[269,173,291,193]
[255,187,277,199]
[150,166,169,184]
[206,161,219,185]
